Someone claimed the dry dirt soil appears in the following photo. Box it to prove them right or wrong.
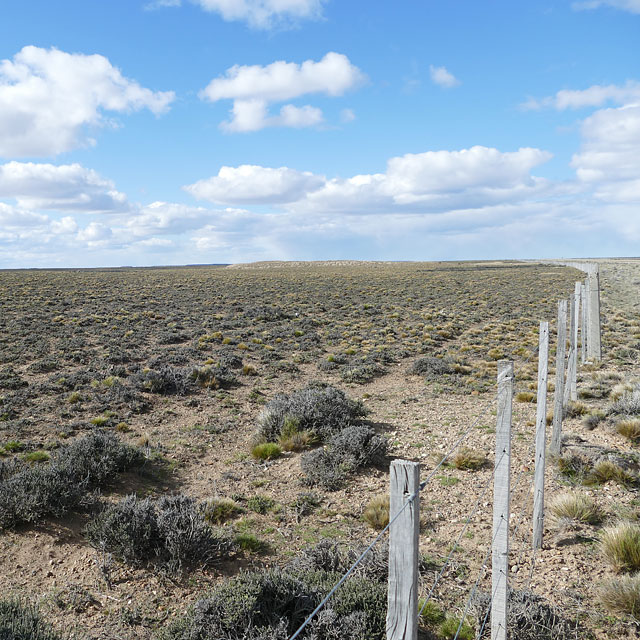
[0,259,639,639]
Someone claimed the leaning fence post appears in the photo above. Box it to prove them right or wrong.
[533,322,549,550]
[387,460,420,640]
[551,300,568,456]
[492,360,513,640]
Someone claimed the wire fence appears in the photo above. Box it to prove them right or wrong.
[288,271,597,640]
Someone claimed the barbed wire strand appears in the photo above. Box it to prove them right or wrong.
[291,346,542,640]
[288,485,418,640]
[475,560,507,640]
[418,348,540,623]
[418,399,495,492]
[452,515,507,640]
[417,449,505,618]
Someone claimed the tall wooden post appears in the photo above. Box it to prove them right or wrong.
[387,460,420,640]
[580,282,587,365]
[492,361,513,640]
[572,285,580,398]
[564,292,578,405]
[551,300,567,456]
[533,322,549,549]
[587,266,602,361]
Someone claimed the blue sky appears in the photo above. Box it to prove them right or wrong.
[0,0,638,267]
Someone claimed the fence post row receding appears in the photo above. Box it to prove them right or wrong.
[386,460,420,640]
[379,264,600,640]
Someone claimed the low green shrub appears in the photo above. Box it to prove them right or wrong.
[203,498,242,524]
[251,443,282,461]
[235,533,268,553]
[418,599,446,627]
[246,495,276,514]
[23,451,50,463]
[439,616,474,640]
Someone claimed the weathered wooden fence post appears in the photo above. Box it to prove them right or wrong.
[492,361,513,640]
[533,322,549,550]
[387,460,420,640]
[587,265,602,361]
[580,282,587,365]
[564,291,578,405]
[572,284,580,398]
[551,300,568,456]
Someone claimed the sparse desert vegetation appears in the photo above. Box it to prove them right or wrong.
[0,259,639,639]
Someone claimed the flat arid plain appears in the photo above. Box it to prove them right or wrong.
[1,259,639,640]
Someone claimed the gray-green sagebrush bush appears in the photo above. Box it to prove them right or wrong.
[0,431,143,530]
[256,383,367,443]
[255,383,385,489]
[156,541,388,640]
[301,425,388,490]
[471,588,579,640]
[85,494,234,573]
[0,598,65,640]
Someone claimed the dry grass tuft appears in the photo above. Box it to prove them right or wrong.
[565,401,589,418]
[600,522,640,573]
[598,574,640,618]
[515,391,536,403]
[363,494,389,530]
[616,419,640,442]
[452,447,486,471]
[589,460,633,486]
[549,491,601,525]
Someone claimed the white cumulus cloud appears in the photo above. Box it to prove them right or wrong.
[185,164,326,204]
[200,52,365,131]
[523,80,640,110]
[184,146,553,213]
[77,221,113,245]
[191,0,323,29]
[571,103,640,202]
[572,0,640,13]
[0,161,129,212]
[0,46,175,157]
[429,65,460,89]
